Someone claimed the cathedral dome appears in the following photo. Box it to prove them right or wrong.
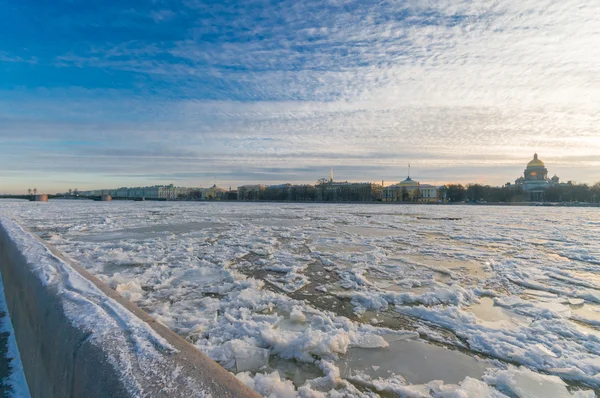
[527,153,545,167]
[399,176,419,187]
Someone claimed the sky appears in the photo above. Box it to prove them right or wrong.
[1,0,599,194]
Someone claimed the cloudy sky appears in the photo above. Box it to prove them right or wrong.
[1,0,599,193]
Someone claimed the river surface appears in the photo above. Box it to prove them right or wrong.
[1,200,599,397]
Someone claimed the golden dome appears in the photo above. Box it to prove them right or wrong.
[527,153,545,167]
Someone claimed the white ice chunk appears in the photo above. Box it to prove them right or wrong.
[488,366,580,398]
[523,289,558,299]
[383,332,420,343]
[261,327,350,362]
[350,334,389,349]
[236,371,297,398]
[428,377,508,398]
[232,341,270,373]
[537,301,571,317]
[115,281,144,301]
[495,296,528,308]
[289,307,306,323]
[531,343,557,358]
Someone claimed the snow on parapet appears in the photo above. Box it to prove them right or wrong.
[1,215,176,352]
[0,215,175,393]
[0,214,250,397]
[0,273,30,398]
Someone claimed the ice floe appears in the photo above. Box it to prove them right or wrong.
[2,200,599,397]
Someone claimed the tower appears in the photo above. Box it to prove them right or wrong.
[329,168,334,183]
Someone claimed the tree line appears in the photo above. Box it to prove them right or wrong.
[442,182,600,203]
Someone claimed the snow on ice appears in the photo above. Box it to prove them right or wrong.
[1,200,599,397]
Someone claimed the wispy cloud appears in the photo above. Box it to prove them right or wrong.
[1,0,599,193]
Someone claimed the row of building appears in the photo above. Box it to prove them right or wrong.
[76,184,228,201]
[73,175,444,203]
[236,173,443,203]
[236,154,570,202]
[65,154,571,203]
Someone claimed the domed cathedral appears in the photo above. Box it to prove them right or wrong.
[513,153,559,201]
[524,153,548,181]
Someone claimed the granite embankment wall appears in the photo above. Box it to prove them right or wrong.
[0,215,259,398]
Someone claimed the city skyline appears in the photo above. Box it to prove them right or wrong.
[5,154,598,197]
[2,0,600,193]
[1,153,599,195]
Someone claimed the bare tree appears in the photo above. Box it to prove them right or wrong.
[68,188,73,196]
[401,187,408,202]
[592,182,600,203]
[33,188,38,195]
[317,178,328,201]
[74,188,78,196]
[413,188,420,202]
[28,188,32,196]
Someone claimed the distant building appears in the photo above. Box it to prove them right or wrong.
[383,175,440,203]
[199,185,225,200]
[82,185,197,200]
[224,190,238,200]
[383,176,419,202]
[316,181,382,202]
[513,153,561,201]
[32,194,48,202]
[418,184,439,203]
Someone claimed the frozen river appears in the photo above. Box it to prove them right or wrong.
[1,200,599,397]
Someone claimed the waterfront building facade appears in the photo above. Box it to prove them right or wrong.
[418,184,439,203]
[199,185,225,200]
[316,181,382,202]
[383,177,419,202]
[80,185,196,200]
[383,177,440,202]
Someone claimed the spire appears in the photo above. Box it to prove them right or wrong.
[534,153,538,160]
[329,168,334,183]
[408,163,411,178]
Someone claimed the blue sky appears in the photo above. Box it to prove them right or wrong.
[1,0,599,193]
